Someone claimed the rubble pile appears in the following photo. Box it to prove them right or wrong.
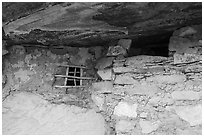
[92,25,202,135]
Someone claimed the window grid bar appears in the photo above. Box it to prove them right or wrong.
[54,75,94,79]
[54,65,92,88]
[64,67,69,86]
[74,67,76,86]
[80,68,83,86]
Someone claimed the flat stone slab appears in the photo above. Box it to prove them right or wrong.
[125,55,168,67]
[146,74,186,84]
[171,90,201,100]
[92,81,113,93]
[2,92,106,135]
[97,68,113,80]
[113,82,162,97]
[114,73,140,85]
[173,53,201,64]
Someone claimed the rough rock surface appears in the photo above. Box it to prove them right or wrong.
[113,102,138,118]
[94,25,201,135]
[146,74,186,84]
[139,120,161,134]
[97,68,113,80]
[91,94,105,111]
[107,45,127,56]
[114,73,140,85]
[174,104,202,126]
[95,57,115,70]
[118,39,132,51]
[3,3,202,47]
[2,24,202,135]
[115,120,135,134]
[2,92,106,135]
[92,81,113,93]
[171,90,201,100]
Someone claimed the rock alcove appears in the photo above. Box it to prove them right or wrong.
[2,2,202,135]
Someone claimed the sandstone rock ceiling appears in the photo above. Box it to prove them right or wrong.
[2,2,202,47]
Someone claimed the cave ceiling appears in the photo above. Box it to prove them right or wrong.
[2,2,202,48]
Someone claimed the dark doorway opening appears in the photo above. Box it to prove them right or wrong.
[128,31,173,57]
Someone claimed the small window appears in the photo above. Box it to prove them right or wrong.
[54,65,94,88]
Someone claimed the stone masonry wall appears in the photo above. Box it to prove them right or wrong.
[92,25,202,135]
[2,45,104,108]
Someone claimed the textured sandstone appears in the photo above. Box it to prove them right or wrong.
[113,101,138,118]
[92,81,113,93]
[97,68,113,80]
[115,120,135,133]
[125,55,168,67]
[171,90,201,100]
[95,57,115,70]
[139,120,161,134]
[2,92,106,135]
[114,73,140,85]
[91,94,105,111]
[146,74,186,84]
[118,39,132,50]
[174,104,202,126]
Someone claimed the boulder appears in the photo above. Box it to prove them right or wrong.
[92,81,113,93]
[113,101,138,118]
[2,92,106,135]
[97,68,113,80]
[174,104,202,126]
